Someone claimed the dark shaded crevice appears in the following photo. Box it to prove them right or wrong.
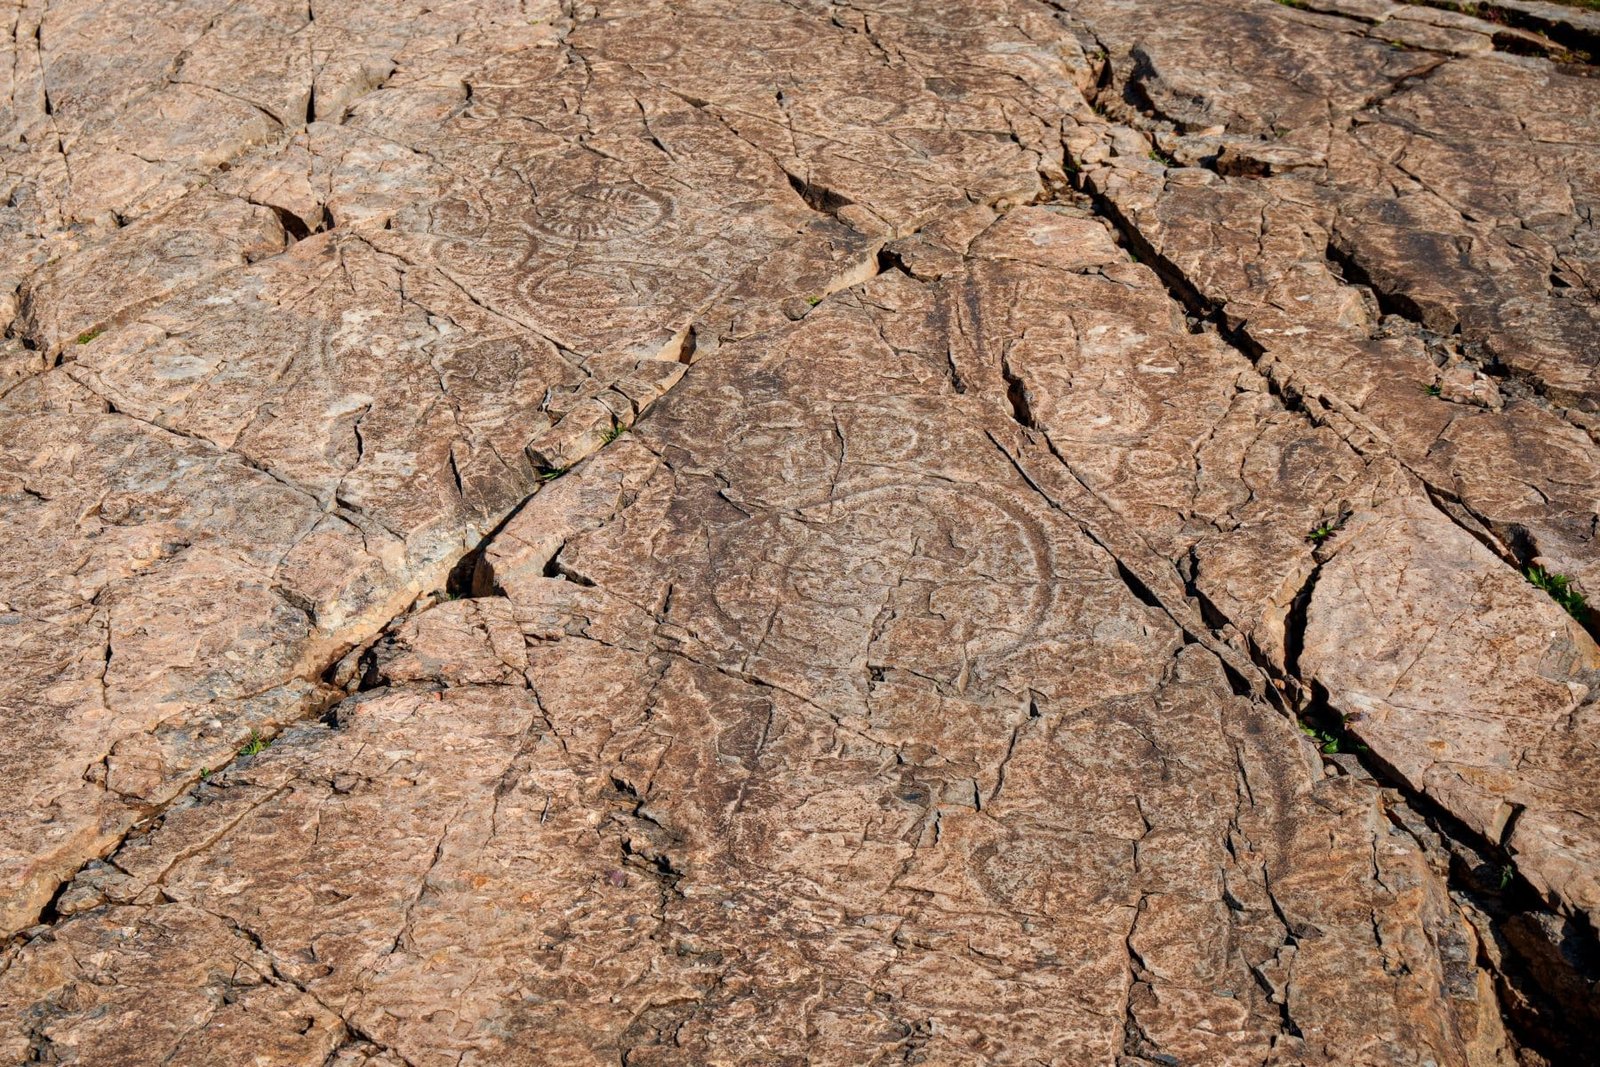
[1000,357,1036,429]
[270,203,313,242]
[1279,564,1320,685]
[1419,481,1521,568]
[672,323,698,365]
[1396,0,1600,64]
[875,244,915,280]
[785,170,856,220]
[1323,239,1443,333]
[444,483,551,599]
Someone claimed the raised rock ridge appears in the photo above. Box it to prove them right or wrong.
[0,1,1597,1064]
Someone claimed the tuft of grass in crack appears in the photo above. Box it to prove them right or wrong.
[805,295,823,307]
[1306,511,1349,544]
[601,422,629,445]
[1526,565,1587,621]
[1299,722,1343,753]
[538,465,569,482]
[1147,148,1178,167]
[1299,718,1367,755]
[1425,383,1442,397]
[238,731,270,758]
[75,327,103,345]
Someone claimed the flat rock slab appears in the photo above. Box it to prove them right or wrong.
[1,0,1599,1063]
[2,250,1512,1064]
[0,0,1058,933]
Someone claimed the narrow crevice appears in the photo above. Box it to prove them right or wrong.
[876,244,914,279]
[1395,0,1600,65]
[1000,358,1036,429]
[1324,239,1442,333]
[1386,769,1600,1066]
[1280,564,1320,685]
[785,170,856,220]
[268,203,313,243]
[444,497,537,599]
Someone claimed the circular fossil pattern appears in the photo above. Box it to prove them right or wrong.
[818,93,908,127]
[698,479,1059,680]
[516,259,682,315]
[532,183,671,243]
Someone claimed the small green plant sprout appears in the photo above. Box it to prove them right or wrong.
[1498,864,1515,891]
[538,465,569,482]
[1425,383,1442,397]
[805,295,823,307]
[1299,718,1366,755]
[199,767,211,781]
[75,327,103,345]
[1306,511,1348,544]
[1299,722,1343,754]
[1525,565,1588,621]
[601,421,629,445]
[238,731,269,758]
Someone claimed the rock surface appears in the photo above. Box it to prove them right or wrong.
[0,0,1596,1064]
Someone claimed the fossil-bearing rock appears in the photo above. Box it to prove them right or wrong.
[2,1,1597,1064]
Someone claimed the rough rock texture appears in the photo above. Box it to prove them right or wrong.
[1,0,1597,1064]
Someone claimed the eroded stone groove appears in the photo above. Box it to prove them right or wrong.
[1,1,1598,1064]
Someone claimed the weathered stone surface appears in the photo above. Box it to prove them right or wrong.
[0,0,1061,934]
[2,257,1514,1064]
[2,0,1599,1062]
[1063,0,1600,595]
[1301,497,1600,926]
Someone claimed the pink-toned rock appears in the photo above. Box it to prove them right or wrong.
[1,257,1514,1064]
[2,0,1599,1061]
[1301,497,1600,928]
